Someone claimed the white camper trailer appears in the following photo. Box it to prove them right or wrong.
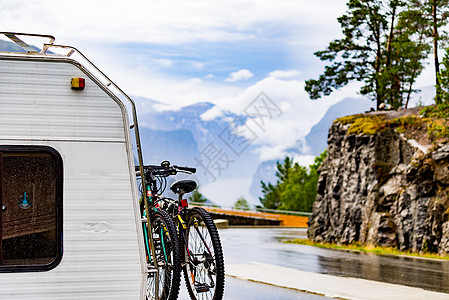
[0,32,147,299]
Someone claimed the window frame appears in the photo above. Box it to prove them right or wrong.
[0,145,63,272]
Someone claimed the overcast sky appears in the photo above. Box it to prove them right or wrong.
[0,0,435,163]
[1,0,439,205]
[0,0,350,101]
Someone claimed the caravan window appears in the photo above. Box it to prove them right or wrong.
[0,146,63,272]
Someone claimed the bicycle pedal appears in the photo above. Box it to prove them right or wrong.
[195,283,210,293]
[148,261,165,268]
[147,267,158,273]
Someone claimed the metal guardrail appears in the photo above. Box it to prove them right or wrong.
[189,202,313,217]
[255,207,313,217]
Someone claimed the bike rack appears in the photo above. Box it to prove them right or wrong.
[0,32,160,296]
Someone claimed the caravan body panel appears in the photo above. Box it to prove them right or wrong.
[0,56,145,299]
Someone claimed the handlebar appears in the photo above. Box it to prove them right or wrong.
[135,163,196,176]
[173,165,196,173]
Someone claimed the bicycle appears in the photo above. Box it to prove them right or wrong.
[137,163,182,300]
[141,161,225,300]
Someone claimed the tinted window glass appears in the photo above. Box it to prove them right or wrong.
[0,147,62,271]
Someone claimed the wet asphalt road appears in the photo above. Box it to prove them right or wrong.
[178,275,331,300]
[218,227,449,294]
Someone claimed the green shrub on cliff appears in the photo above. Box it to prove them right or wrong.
[420,103,449,140]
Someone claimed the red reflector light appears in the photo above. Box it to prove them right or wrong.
[147,190,152,197]
[181,199,188,207]
[71,77,85,90]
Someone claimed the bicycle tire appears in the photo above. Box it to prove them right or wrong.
[145,209,182,300]
[183,207,225,300]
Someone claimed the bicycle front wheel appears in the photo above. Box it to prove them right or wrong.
[145,209,182,300]
[183,207,225,300]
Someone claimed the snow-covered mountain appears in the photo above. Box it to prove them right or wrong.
[0,40,434,207]
[132,95,377,205]
[305,97,374,156]
[248,97,373,200]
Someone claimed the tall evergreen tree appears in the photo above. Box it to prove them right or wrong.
[437,48,449,103]
[259,151,326,212]
[260,181,280,209]
[379,7,430,108]
[394,7,432,107]
[407,0,449,104]
[188,188,207,203]
[305,0,409,109]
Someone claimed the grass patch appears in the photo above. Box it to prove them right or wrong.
[335,104,449,140]
[335,115,386,135]
[286,239,449,260]
[347,116,385,135]
[420,104,449,140]
[335,111,439,141]
[335,114,363,125]
[427,119,449,140]
[389,116,425,135]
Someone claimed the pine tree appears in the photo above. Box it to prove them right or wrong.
[259,181,280,209]
[259,151,327,212]
[305,0,410,109]
[437,48,449,103]
[378,7,430,108]
[304,0,444,110]
[406,0,449,103]
[188,188,207,203]
[233,197,251,210]
[394,6,432,107]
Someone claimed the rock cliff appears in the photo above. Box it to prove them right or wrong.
[307,106,449,254]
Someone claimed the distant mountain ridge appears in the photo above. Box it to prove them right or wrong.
[139,127,199,166]
[0,39,46,53]
[305,97,374,156]
[0,39,421,206]
[249,97,373,200]
[136,100,262,192]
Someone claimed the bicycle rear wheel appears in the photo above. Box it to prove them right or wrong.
[144,209,182,300]
[183,207,225,300]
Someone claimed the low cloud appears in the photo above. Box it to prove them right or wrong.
[201,72,360,163]
[268,70,300,79]
[225,69,254,82]
[0,0,347,46]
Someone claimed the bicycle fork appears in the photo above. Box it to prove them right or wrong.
[142,200,160,298]
[178,215,196,287]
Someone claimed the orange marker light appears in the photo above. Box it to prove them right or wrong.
[71,77,85,90]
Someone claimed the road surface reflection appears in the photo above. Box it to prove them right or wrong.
[220,227,449,293]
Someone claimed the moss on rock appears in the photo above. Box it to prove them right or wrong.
[335,114,386,135]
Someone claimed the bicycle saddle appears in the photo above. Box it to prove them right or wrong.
[170,180,197,194]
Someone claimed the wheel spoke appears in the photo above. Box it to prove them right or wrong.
[145,210,181,300]
[183,208,225,300]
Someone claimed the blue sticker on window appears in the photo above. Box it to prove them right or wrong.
[19,192,31,210]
